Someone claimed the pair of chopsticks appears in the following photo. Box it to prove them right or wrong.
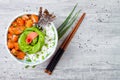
[45,13,86,75]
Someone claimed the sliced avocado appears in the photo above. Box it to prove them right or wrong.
[18,27,45,54]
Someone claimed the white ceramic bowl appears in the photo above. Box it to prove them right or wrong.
[5,12,58,65]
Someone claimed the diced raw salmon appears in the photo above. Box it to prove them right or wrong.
[16,52,25,60]
[31,15,38,23]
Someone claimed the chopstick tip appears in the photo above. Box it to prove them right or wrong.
[45,69,48,73]
[48,70,52,75]
[45,69,52,75]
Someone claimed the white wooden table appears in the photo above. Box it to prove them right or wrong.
[0,0,120,80]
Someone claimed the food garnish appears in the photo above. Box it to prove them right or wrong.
[26,32,38,44]
[36,7,56,28]
[57,4,81,40]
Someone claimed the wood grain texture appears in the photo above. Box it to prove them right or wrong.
[0,0,120,80]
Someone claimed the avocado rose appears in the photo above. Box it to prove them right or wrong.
[18,27,45,54]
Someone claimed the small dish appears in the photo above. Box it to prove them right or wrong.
[5,12,58,65]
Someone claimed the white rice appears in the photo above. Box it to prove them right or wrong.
[24,24,56,63]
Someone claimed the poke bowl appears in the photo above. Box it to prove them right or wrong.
[6,11,58,65]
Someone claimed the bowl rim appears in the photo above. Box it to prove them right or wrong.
[5,12,58,66]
